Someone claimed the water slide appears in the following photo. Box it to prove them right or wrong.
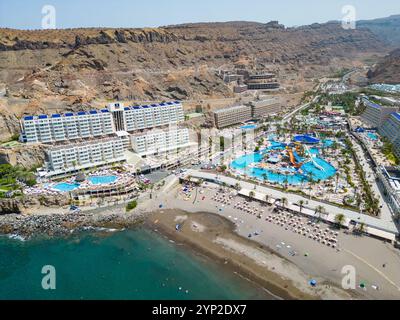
[287,148,302,168]
[303,145,325,172]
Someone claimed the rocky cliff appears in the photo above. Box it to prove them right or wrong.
[367,48,400,84]
[0,144,46,168]
[0,21,387,98]
[0,19,391,142]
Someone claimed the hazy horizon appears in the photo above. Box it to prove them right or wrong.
[0,0,399,30]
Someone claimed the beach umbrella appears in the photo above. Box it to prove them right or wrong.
[359,282,366,289]
[309,279,317,287]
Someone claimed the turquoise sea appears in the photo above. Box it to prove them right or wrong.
[0,228,272,300]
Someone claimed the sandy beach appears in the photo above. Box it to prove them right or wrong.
[140,181,400,300]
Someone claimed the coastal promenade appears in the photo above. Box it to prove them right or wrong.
[184,169,399,236]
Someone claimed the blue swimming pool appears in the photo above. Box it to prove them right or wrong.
[88,175,118,185]
[53,182,80,192]
[231,148,336,185]
[367,132,378,141]
[240,124,257,130]
[293,135,320,144]
[323,139,334,148]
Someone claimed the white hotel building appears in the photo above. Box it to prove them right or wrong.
[20,101,184,143]
[379,112,400,160]
[45,137,126,176]
[20,101,190,177]
[131,127,191,157]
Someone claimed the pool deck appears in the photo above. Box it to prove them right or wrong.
[184,169,399,235]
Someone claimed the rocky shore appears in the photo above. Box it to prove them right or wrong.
[0,209,144,239]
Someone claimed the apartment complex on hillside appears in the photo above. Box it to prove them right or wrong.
[212,98,282,128]
[379,112,400,159]
[45,137,126,176]
[130,127,191,157]
[20,101,184,143]
[250,99,282,118]
[212,105,253,129]
[360,98,398,128]
[20,101,189,177]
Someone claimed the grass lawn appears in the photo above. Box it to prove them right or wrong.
[1,141,21,148]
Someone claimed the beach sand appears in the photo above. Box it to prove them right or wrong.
[147,209,356,300]
[139,182,400,300]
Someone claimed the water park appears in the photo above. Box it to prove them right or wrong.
[230,135,337,186]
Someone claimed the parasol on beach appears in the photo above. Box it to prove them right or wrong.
[309,279,317,287]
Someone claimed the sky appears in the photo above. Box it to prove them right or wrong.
[0,0,399,30]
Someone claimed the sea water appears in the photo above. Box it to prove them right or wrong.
[0,228,273,300]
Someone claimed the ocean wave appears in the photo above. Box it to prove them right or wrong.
[81,226,123,233]
[8,234,26,242]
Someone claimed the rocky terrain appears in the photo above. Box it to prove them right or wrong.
[0,19,394,143]
[358,14,400,46]
[0,210,144,239]
[367,48,400,84]
[0,23,387,97]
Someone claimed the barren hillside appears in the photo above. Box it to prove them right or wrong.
[0,20,391,140]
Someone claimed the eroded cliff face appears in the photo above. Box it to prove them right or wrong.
[0,20,391,144]
[0,194,70,215]
[368,48,400,84]
[0,144,46,168]
[0,21,387,108]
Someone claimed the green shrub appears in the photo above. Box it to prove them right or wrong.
[126,200,138,212]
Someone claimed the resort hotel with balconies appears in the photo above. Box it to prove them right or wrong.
[360,97,398,128]
[19,101,191,177]
[379,112,400,160]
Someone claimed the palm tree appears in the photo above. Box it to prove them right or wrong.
[335,214,345,228]
[315,205,325,221]
[281,197,288,209]
[358,223,366,235]
[298,200,305,212]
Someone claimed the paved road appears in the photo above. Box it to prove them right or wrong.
[185,169,398,234]
[281,95,320,124]
[349,135,393,224]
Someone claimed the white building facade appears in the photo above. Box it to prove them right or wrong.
[20,101,184,144]
[379,112,400,159]
[21,101,189,177]
[130,127,191,157]
[45,137,126,177]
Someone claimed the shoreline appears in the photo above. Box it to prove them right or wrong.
[145,209,355,300]
[0,204,145,240]
[2,182,399,300]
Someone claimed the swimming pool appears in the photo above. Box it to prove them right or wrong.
[53,182,80,192]
[293,135,320,144]
[230,148,336,185]
[367,132,378,141]
[240,124,257,130]
[88,175,118,185]
[322,139,334,148]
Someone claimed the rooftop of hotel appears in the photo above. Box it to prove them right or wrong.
[213,105,249,114]
[362,97,398,111]
[22,101,182,121]
[48,135,124,150]
[130,125,188,136]
[390,112,400,121]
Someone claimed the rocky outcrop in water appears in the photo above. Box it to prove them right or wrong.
[0,210,144,238]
